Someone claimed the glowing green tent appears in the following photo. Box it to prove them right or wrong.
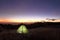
[17,25,29,34]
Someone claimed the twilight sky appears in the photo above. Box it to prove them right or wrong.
[0,0,60,20]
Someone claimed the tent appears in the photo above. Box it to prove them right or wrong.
[17,25,29,34]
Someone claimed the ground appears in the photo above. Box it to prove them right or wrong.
[0,27,60,40]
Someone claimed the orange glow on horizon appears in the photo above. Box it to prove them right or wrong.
[0,19,42,23]
[0,19,60,23]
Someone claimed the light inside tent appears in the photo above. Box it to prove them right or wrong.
[17,25,29,34]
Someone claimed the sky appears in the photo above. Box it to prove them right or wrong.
[0,0,60,21]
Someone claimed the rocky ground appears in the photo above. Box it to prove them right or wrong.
[0,27,60,40]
